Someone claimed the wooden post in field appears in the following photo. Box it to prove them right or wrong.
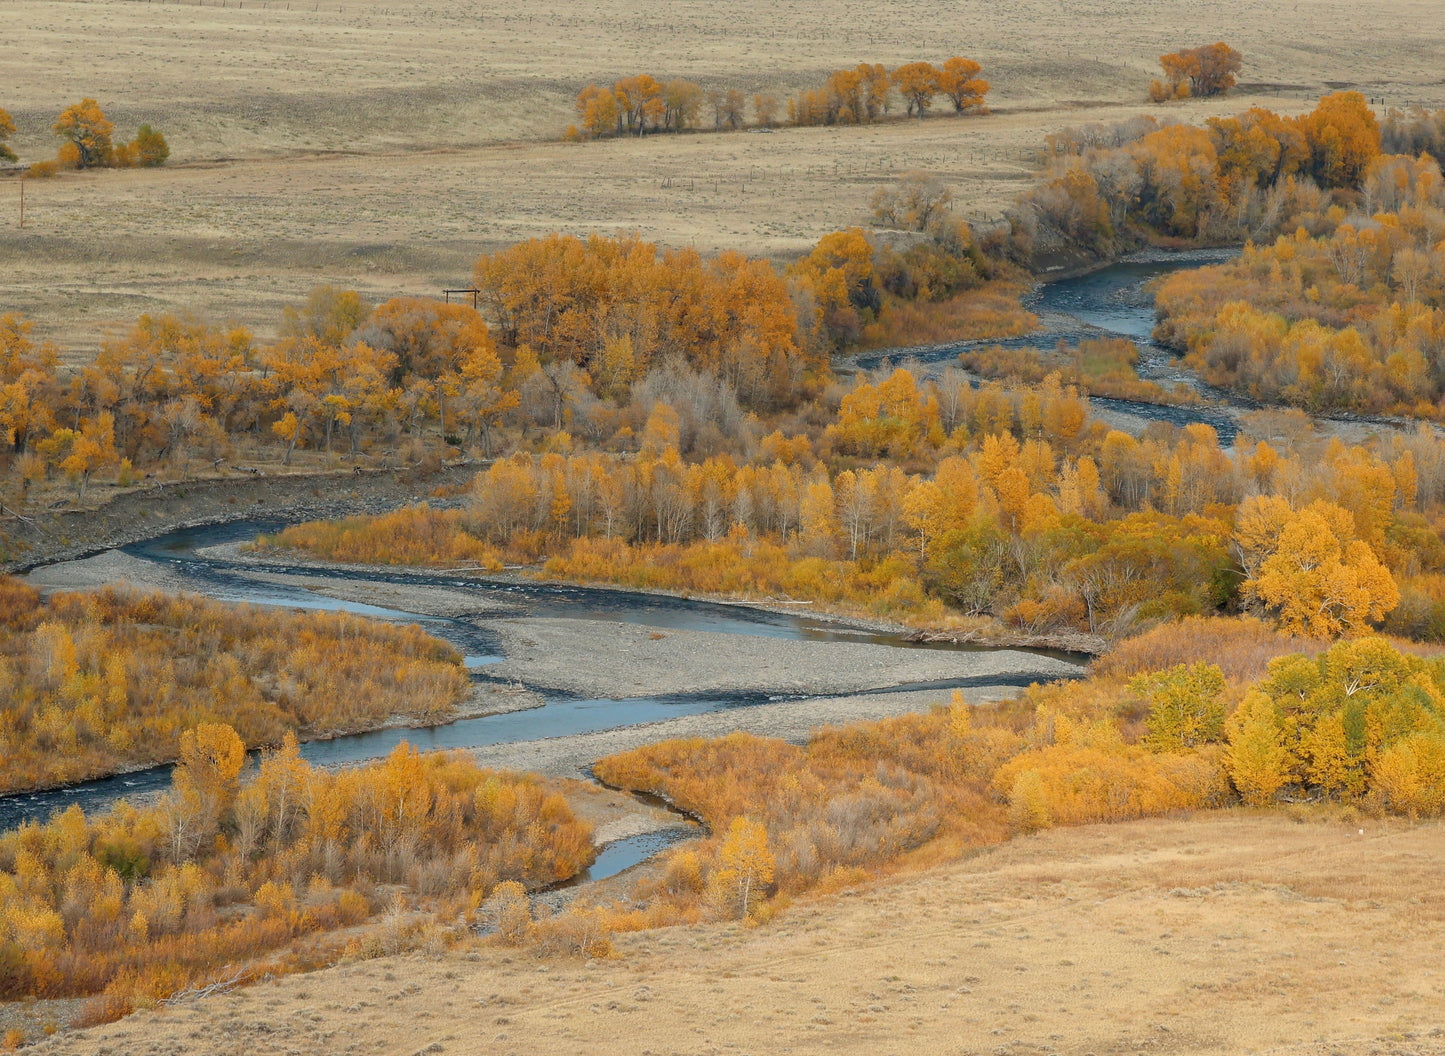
[18,175,22,229]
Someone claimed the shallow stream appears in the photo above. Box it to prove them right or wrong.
[852,247,1244,442]
[2,251,1229,876]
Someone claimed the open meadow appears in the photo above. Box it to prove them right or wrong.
[2,0,1444,352]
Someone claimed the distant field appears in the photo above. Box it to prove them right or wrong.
[1,0,1443,352]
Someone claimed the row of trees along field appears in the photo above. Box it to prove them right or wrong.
[0,206,1004,520]
[0,727,593,1011]
[0,578,468,794]
[5,94,1429,521]
[569,58,988,139]
[259,358,1445,646]
[0,99,168,175]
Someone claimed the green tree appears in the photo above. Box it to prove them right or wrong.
[132,124,169,167]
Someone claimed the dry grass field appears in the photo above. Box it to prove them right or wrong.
[2,0,1444,352]
[26,809,1445,1056]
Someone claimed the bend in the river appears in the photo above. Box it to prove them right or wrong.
[5,518,1085,833]
[849,247,1246,443]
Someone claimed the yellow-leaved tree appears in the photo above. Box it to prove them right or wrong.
[1223,690,1289,805]
[0,106,16,163]
[52,98,114,169]
[1235,499,1398,637]
[166,722,246,860]
[707,817,775,920]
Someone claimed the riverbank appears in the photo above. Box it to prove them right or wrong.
[483,616,1077,700]
[466,684,1022,779]
[14,538,1079,824]
[25,546,1076,723]
[0,462,476,575]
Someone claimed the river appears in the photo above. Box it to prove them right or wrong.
[852,247,1245,443]
[1,519,1084,871]
[3,251,1229,873]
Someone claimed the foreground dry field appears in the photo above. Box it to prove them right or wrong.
[28,810,1445,1056]
[2,0,1444,351]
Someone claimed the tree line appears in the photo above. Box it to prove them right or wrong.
[1,98,168,176]
[1009,92,1394,262]
[1152,155,1445,418]
[261,358,1445,646]
[0,211,988,520]
[568,57,988,140]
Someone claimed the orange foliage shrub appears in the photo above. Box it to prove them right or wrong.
[255,504,502,568]
[0,581,468,793]
[0,736,592,1003]
[1094,616,1324,683]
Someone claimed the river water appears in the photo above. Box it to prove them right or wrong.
[1,520,1082,861]
[853,247,1244,443]
[2,252,1227,873]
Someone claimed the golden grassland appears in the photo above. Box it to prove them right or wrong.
[1,0,1443,352]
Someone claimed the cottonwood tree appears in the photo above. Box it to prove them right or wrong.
[1300,91,1381,188]
[166,723,246,860]
[663,79,704,131]
[0,107,16,163]
[456,342,518,454]
[614,75,665,135]
[938,57,989,113]
[281,285,369,346]
[870,171,954,231]
[752,94,779,127]
[576,84,621,137]
[1159,43,1242,99]
[709,88,747,130]
[37,414,118,501]
[1237,500,1398,637]
[892,62,940,118]
[52,99,114,168]
[132,124,169,167]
